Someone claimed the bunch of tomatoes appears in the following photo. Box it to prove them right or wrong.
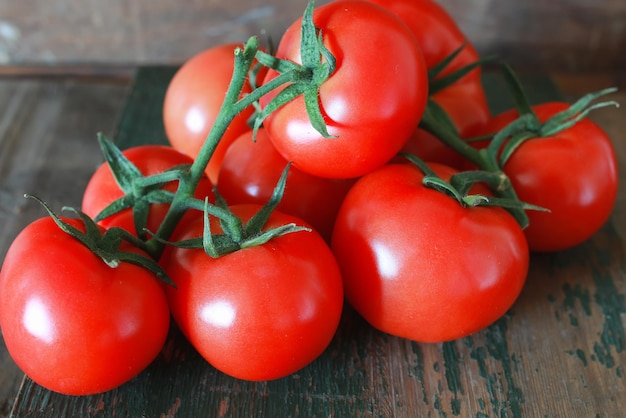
[0,0,618,396]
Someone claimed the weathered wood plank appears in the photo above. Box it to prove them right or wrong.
[4,69,625,417]
[0,0,624,72]
[0,78,130,418]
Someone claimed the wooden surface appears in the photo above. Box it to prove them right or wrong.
[0,69,624,417]
[0,0,625,73]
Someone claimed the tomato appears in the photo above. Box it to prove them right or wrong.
[468,102,618,252]
[366,0,490,141]
[0,217,170,395]
[260,0,428,179]
[331,163,529,343]
[162,205,344,381]
[217,128,355,242]
[163,43,256,183]
[82,145,213,236]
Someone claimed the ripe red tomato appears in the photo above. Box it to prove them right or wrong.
[260,0,428,179]
[82,145,213,236]
[217,128,355,242]
[469,102,618,252]
[163,43,256,183]
[0,217,170,395]
[366,0,491,138]
[162,205,344,381]
[331,163,529,343]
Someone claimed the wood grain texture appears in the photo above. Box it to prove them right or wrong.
[0,79,129,418]
[2,69,624,417]
[0,0,624,72]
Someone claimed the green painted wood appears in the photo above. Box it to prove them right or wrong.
[9,68,626,417]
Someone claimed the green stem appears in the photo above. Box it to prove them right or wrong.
[418,100,530,228]
[419,99,484,167]
[143,38,310,258]
[143,38,261,257]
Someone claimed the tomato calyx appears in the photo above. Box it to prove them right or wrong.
[490,65,620,167]
[164,164,310,258]
[252,0,337,139]
[93,134,185,238]
[401,153,544,214]
[25,194,174,286]
[427,44,492,95]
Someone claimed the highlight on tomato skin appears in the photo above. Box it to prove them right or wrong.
[331,162,530,343]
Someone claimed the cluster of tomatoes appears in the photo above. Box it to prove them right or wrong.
[0,0,618,397]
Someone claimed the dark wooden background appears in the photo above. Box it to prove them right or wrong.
[0,0,625,73]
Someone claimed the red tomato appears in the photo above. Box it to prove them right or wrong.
[163,205,344,381]
[366,0,480,81]
[82,145,213,236]
[217,128,355,242]
[163,43,256,183]
[366,0,491,138]
[469,102,618,252]
[260,0,428,179]
[0,217,170,395]
[331,163,529,343]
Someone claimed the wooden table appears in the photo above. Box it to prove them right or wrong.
[0,68,625,417]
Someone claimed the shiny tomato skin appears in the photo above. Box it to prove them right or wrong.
[163,205,344,381]
[163,43,255,183]
[0,217,170,395]
[331,163,529,343]
[81,145,213,235]
[260,0,428,179]
[470,102,618,252]
[217,128,355,242]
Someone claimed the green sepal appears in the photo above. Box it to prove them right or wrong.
[501,64,538,119]
[428,44,494,95]
[244,162,290,236]
[24,194,175,287]
[97,132,142,192]
[399,153,534,228]
[494,68,619,167]
[251,0,337,140]
[94,133,185,238]
[540,87,619,137]
[160,163,309,258]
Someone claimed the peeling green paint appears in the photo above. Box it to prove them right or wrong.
[565,349,588,366]
[433,392,445,418]
[409,342,429,404]
[442,341,463,415]
[562,283,592,327]
[470,317,524,418]
[592,267,625,374]
[576,348,587,367]
[562,283,592,316]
